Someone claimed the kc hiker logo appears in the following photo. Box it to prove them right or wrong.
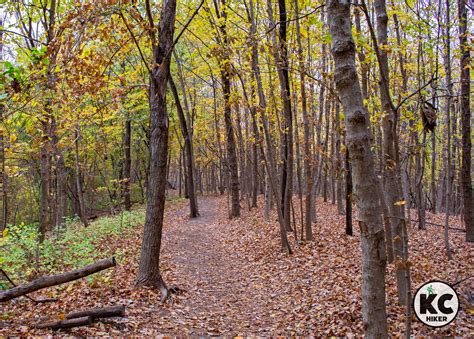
[413,280,459,327]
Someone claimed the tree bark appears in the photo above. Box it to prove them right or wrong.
[335,104,344,215]
[39,123,51,240]
[123,114,132,211]
[0,23,7,234]
[369,0,409,305]
[66,305,125,320]
[458,0,473,242]
[54,151,67,228]
[345,147,353,236]
[443,0,453,259]
[266,0,293,232]
[74,124,88,227]
[136,0,177,301]
[169,76,199,217]
[0,257,116,302]
[35,316,92,330]
[247,0,291,253]
[293,0,313,240]
[328,1,388,336]
[214,0,240,218]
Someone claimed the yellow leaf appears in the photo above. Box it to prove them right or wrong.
[394,200,406,206]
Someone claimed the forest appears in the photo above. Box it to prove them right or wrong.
[0,0,472,337]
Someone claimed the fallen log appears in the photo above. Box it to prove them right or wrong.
[66,305,125,320]
[410,219,466,232]
[0,268,58,303]
[0,257,116,302]
[34,316,92,330]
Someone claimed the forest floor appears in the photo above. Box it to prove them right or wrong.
[1,195,473,336]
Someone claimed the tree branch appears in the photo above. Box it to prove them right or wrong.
[118,11,150,73]
[165,0,205,60]
[144,0,156,48]
[395,75,437,111]
[0,29,47,46]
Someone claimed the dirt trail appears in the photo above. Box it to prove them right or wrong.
[157,197,273,336]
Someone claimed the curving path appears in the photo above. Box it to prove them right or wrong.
[155,197,274,336]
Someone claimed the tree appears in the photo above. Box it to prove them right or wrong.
[363,0,410,306]
[135,0,177,301]
[266,0,294,232]
[245,0,291,253]
[458,0,473,242]
[169,75,199,217]
[0,15,7,234]
[443,0,453,259]
[328,0,388,336]
[293,0,313,240]
[123,110,132,211]
[211,0,240,218]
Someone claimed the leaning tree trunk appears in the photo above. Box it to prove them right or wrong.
[328,0,388,336]
[458,0,473,242]
[136,0,177,302]
[169,76,199,217]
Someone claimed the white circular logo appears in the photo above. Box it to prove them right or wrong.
[413,280,459,328]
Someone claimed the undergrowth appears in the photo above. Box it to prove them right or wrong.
[0,207,145,290]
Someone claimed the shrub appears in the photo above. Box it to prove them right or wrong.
[0,208,145,289]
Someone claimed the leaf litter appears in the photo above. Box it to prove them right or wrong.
[0,196,472,336]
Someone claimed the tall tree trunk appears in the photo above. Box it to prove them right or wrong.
[443,0,453,259]
[369,0,409,305]
[345,147,353,236]
[328,1,388,336]
[0,22,7,234]
[458,0,473,242]
[39,121,51,241]
[414,0,426,230]
[136,0,177,302]
[214,0,240,218]
[293,0,313,240]
[430,130,437,213]
[267,0,293,231]
[247,0,291,253]
[293,86,304,236]
[74,124,88,227]
[335,103,344,215]
[251,110,259,209]
[169,76,199,217]
[0,98,6,234]
[123,114,132,211]
[235,103,246,207]
[322,96,331,203]
[54,151,67,228]
[74,123,88,226]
